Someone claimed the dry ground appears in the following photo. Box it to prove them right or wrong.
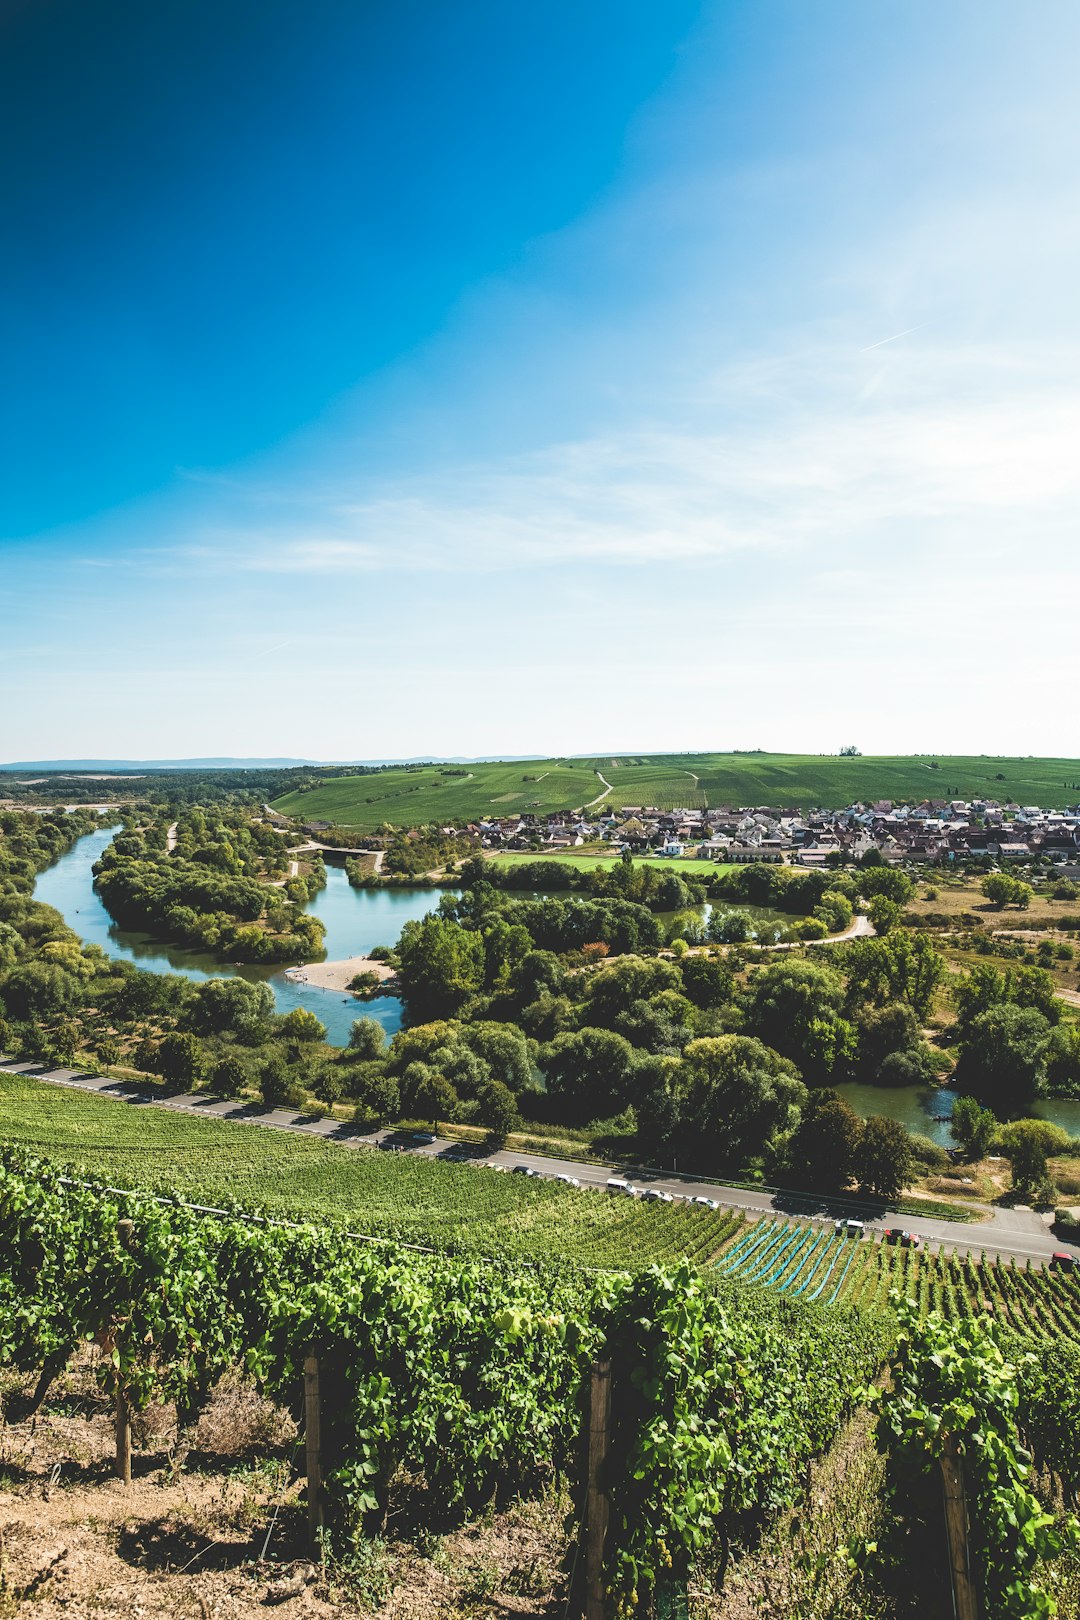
[0,1361,569,1620]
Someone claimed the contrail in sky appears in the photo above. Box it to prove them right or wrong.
[859,323,928,353]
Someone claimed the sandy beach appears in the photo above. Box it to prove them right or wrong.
[283,955,398,993]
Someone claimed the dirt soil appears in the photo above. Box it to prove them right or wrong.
[0,1368,569,1620]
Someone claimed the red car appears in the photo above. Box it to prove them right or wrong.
[1050,1252,1077,1271]
[884,1228,921,1249]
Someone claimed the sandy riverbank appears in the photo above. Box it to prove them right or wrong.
[283,955,397,993]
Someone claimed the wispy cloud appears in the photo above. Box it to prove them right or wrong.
[169,336,1080,582]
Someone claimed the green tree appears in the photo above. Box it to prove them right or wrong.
[94,1034,121,1067]
[187,977,273,1040]
[981,872,1033,909]
[743,957,854,1081]
[814,890,854,934]
[348,1017,387,1060]
[1044,1023,1080,1097]
[644,1035,806,1169]
[855,1001,922,1075]
[950,1095,996,1160]
[464,1022,533,1091]
[853,1115,912,1201]
[782,1088,861,1192]
[396,915,485,1020]
[278,1007,327,1043]
[859,867,915,905]
[844,930,945,1020]
[999,1119,1050,1194]
[211,1053,249,1097]
[541,1027,639,1121]
[0,961,81,1020]
[954,1003,1050,1113]
[409,1069,459,1129]
[259,1056,305,1109]
[679,954,735,1010]
[475,1078,519,1145]
[156,1031,206,1088]
[584,956,681,1027]
[867,894,904,935]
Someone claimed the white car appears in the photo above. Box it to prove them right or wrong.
[555,1173,581,1188]
[606,1177,638,1197]
[834,1218,866,1237]
[691,1196,720,1210]
[642,1189,674,1204]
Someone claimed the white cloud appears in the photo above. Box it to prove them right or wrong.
[174,336,1080,585]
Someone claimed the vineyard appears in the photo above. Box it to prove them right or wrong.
[0,1149,885,1613]
[268,752,1080,830]
[715,1215,1080,1340]
[0,1070,741,1269]
[2,1149,1079,1617]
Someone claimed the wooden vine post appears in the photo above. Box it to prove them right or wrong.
[940,1432,979,1620]
[115,1218,134,1486]
[583,1357,612,1620]
[304,1352,324,1554]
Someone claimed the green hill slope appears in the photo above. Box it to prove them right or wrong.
[270,752,1080,830]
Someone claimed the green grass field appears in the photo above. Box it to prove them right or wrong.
[488,851,732,875]
[271,752,1080,830]
[0,1074,739,1270]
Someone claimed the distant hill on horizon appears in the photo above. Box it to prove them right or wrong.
[0,755,534,771]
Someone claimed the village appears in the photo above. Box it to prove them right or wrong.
[440,796,1080,869]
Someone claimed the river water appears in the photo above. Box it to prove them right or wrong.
[32,829,441,1046]
[31,832,1080,1134]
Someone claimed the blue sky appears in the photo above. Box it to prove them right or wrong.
[3,1,1079,762]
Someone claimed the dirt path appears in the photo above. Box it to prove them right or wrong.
[760,912,875,951]
[583,771,613,808]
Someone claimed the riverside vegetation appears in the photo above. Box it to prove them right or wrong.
[6,805,1080,1615]
[4,809,1080,1213]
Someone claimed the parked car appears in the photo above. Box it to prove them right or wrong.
[409,1131,437,1146]
[1050,1252,1078,1271]
[555,1173,581,1188]
[512,1164,540,1177]
[642,1188,674,1204]
[884,1228,921,1248]
[606,1177,638,1197]
[691,1196,720,1210]
[834,1218,866,1237]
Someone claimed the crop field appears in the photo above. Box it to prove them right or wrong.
[716,1217,1080,1337]
[0,1073,741,1270]
[272,759,602,830]
[271,751,1080,829]
[488,851,731,874]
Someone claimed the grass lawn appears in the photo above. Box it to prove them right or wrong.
[488,851,734,875]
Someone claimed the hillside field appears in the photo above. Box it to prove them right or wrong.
[0,1073,738,1270]
[271,752,1080,830]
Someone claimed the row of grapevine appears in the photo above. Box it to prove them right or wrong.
[717,1217,1080,1341]
[0,1149,884,1610]
[876,1300,1080,1620]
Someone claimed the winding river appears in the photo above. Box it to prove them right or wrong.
[31,832,1080,1138]
[32,829,443,1046]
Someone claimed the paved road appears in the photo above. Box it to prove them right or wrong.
[5,1058,1077,1269]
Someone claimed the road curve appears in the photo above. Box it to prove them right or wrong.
[4,1058,1076,1270]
